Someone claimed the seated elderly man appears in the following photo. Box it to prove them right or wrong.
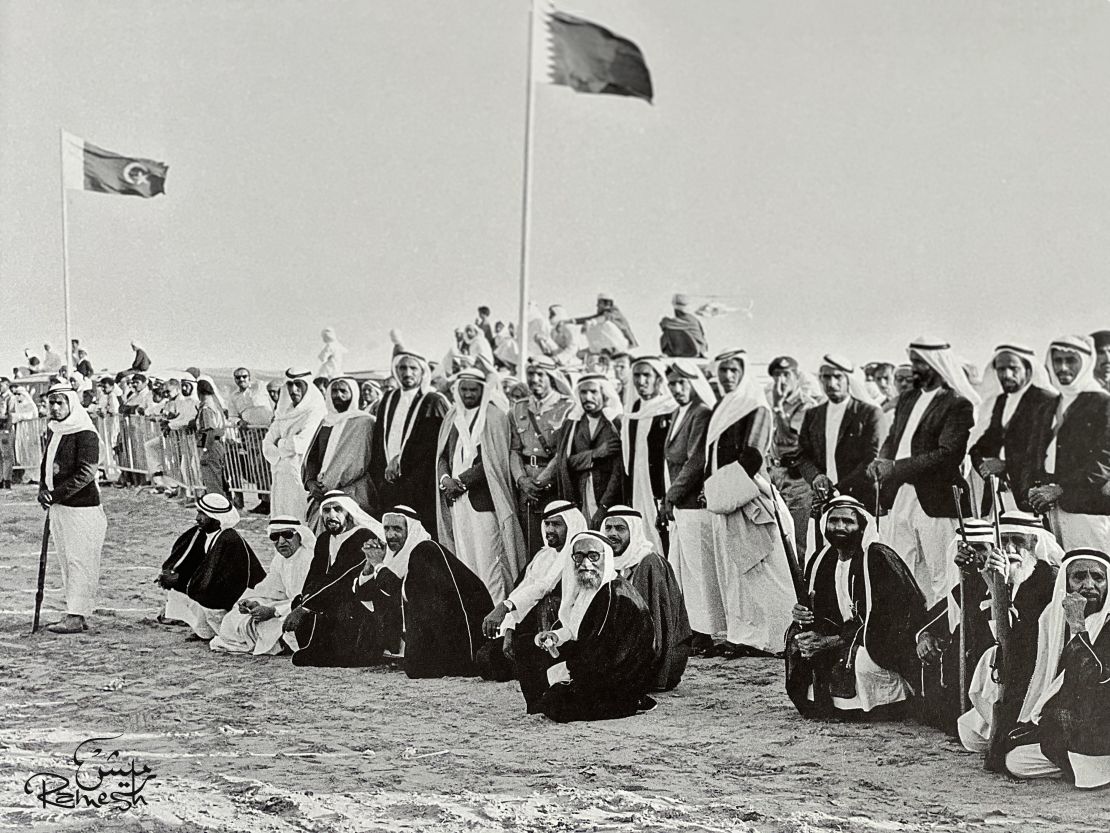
[477,499,588,682]
[210,516,315,655]
[158,493,264,641]
[358,505,494,679]
[1005,549,1110,789]
[601,506,691,692]
[518,530,656,722]
[283,491,387,667]
[786,496,926,719]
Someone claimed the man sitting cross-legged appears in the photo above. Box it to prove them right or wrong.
[210,516,315,656]
[517,530,657,722]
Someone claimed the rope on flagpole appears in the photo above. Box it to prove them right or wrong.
[516,0,540,372]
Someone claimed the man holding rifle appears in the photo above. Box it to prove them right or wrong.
[785,495,926,719]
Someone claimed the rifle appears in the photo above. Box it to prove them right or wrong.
[984,474,1015,773]
[951,485,970,715]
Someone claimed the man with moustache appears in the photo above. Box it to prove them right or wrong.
[1091,330,1110,393]
[969,345,1056,513]
[302,377,375,530]
[621,358,676,553]
[282,491,386,667]
[555,374,624,527]
[1005,550,1110,789]
[786,496,926,719]
[521,531,656,722]
[509,358,574,555]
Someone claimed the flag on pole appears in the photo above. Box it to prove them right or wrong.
[61,131,168,197]
[536,4,653,103]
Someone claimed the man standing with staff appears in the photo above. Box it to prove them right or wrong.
[37,384,108,634]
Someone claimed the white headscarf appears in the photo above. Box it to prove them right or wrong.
[557,530,618,641]
[907,337,982,408]
[527,356,573,397]
[391,351,433,394]
[621,358,677,471]
[42,385,96,491]
[542,499,589,553]
[196,374,227,413]
[198,492,241,530]
[807,496,881,590]
[1045,336,1101,410]
[320,490,384,541]
[968,344,1052,447]
[321,377,362,428]
[1000,510,1064,568]
[602,506,656,572]
[706,349,769,449]
[381,505,430,580]
[820,354,879,405]
[267,515,317,554]
[1019,550,1110,725]
[447,368,493,474]
[666,358,716,408]
[566,372,623,423]
[272,367,327,428]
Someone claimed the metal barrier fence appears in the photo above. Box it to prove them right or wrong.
[10,414,272,500]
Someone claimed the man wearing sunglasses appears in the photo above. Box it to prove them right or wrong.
[211,516,315,656]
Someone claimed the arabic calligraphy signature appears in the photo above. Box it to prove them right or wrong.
[23,735,155,812]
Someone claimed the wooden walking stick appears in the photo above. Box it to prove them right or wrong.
[873,478,881,534]
[32,511,50,634]
[984,474,1015,772]
[951,485,970,714]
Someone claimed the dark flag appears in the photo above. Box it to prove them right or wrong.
[542,9,653,103]
[62,131,168,197]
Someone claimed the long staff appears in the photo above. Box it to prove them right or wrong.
[984,475,1014,772]
[951,485,969,714]
[32,512,50,633]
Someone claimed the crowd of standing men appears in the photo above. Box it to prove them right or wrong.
[8,303,1109,788]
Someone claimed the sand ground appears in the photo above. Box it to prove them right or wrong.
[1,487,1107,832]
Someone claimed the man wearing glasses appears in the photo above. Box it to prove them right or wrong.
[518,530,657,723]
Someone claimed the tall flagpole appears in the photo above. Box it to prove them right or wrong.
[59,129,73,372]
[516,0,540,371]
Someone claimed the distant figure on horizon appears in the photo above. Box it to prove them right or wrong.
[659,294,708,358]
[317,327,347,378]
[130,340,151,372]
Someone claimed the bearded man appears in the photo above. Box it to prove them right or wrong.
[601,506,691,691]
[302,377,375,530]
[520,531,656,722]
[786,496,926,719]
[555,374,624,527]
[261,369,327,520]
[369,352,448,523]
[1028,337,1110,551]
[509,358,573,555]
[159,493,263,641]
[621,358,676,553]
[867,338,978,608]
[1005,550,1110,789]
[282,491,386,667]
[435,368,525,603]
[969,344,1056,513]
[210,516,314,655]
[477,500,588,682]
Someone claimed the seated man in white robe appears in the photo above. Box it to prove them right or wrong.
[476,499,587,681]
[158,493,264,641]
[786,496,926,719]
[210,516,315,655]
[1005,549,1110,789]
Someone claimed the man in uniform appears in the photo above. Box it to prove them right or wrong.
[509,357,573,556]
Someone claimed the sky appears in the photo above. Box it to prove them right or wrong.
[2,0,1110,376]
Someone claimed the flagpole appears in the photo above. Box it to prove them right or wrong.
[516,0,540,371]
[58,129,73,372]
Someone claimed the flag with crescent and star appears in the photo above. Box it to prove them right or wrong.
[535,3,653,103]
[61,131,168,197]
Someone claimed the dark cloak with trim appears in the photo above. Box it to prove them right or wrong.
[402,540,495,679]
[162,527,263,611]
[534,576,656,723]
[785,541,925,717]
[290,527,385,667]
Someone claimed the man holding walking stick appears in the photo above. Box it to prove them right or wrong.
[36,384,107,634]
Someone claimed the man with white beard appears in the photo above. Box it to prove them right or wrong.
[520,531,656,722]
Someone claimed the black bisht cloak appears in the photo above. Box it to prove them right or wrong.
[162,527,263,611]
[291,527,385,667]
[628,552,692,692]
[785,541,926,717]
[536,576,656,723]
[402,540,495,679]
